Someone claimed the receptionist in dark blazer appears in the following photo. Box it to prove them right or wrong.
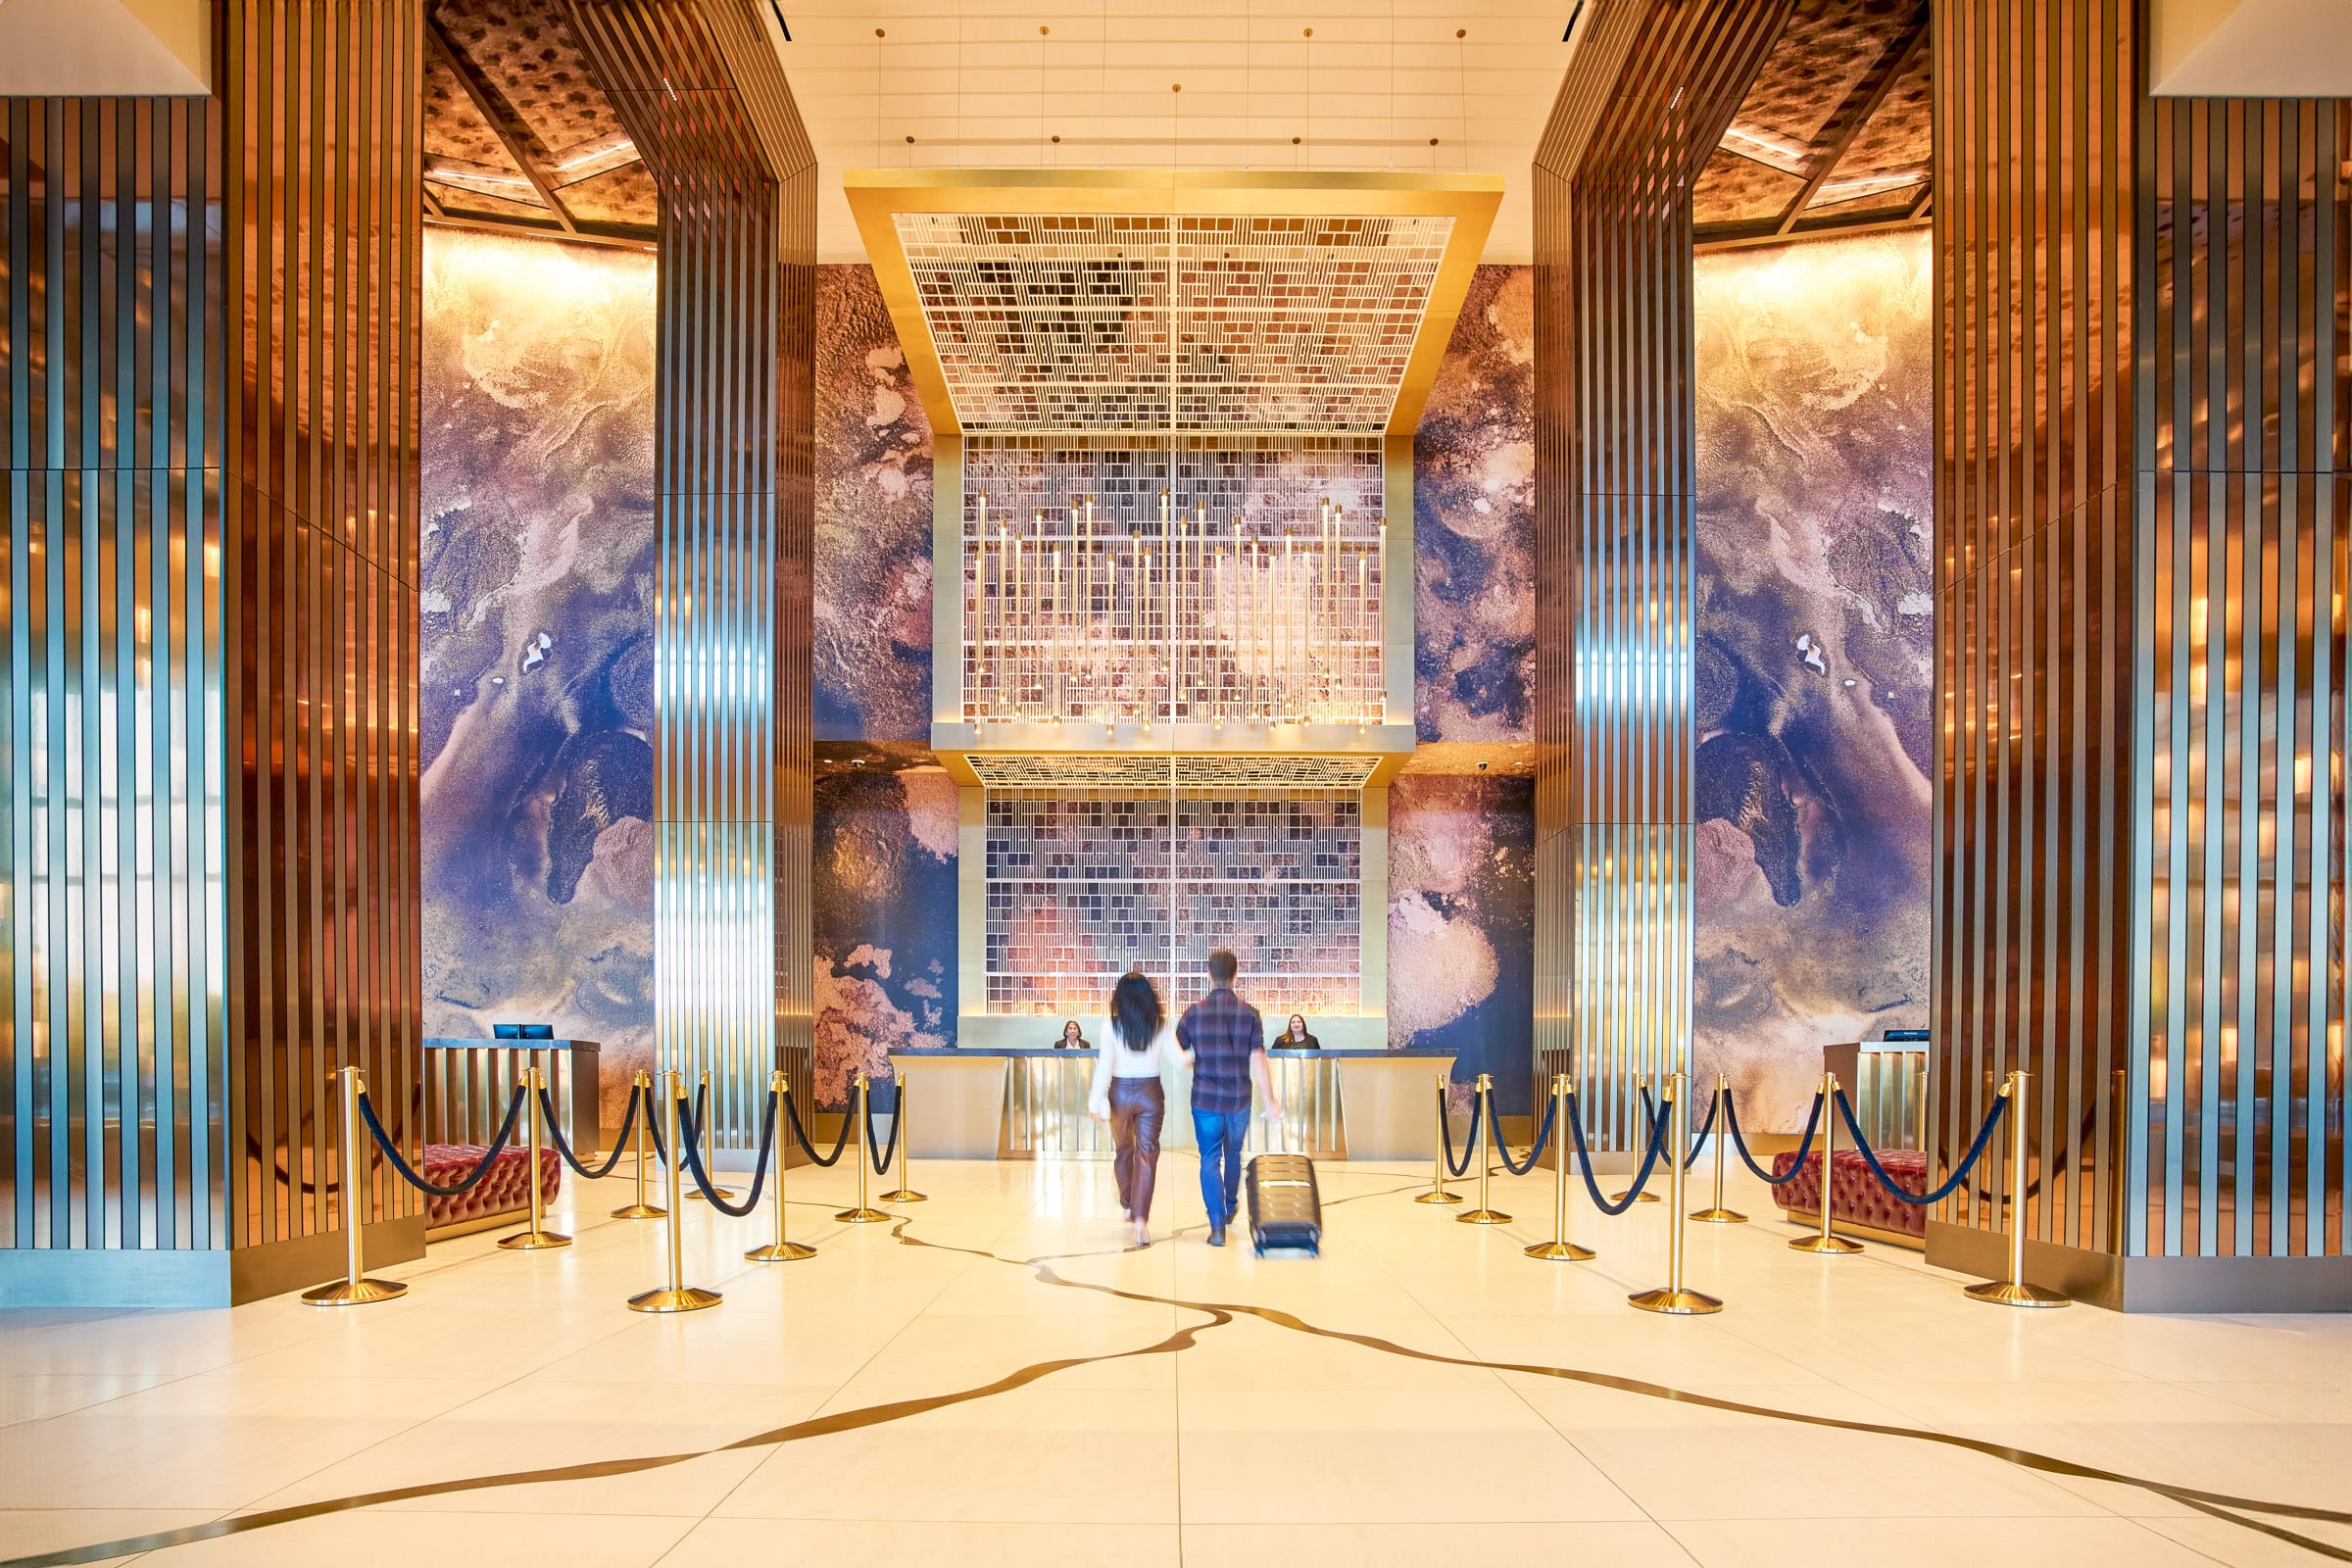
[1270,1013,1320,1051]
[1054,1018,1092,1050]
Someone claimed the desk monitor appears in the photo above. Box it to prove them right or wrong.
[493,1023,556,1040]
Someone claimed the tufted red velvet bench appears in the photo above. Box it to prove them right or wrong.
[1769,1148,1929,1245]
[422,1144,563,1239]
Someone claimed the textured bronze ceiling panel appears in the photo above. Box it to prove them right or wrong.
[434,0,625,166]
[1697,0,1933,243]
[1834,44,1933,182]
[1690,147,1809,225]
[420,0,659,233]
[556,162,661,226]
[423,49,525,173]
[1730,0,1912,146]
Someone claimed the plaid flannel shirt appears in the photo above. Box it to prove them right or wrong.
[1177,987,1264,1115]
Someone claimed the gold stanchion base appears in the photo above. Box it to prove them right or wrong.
[877,1189,925,1202]
[1788,1232,1863,1253]
[1628,1286,1723,1315]
[686,1189,737,1202]
[836,1205,893,1223]
[1964,1278,2071,1308]
[745,1241,819,1263]
[301,1277,408,1306]
[627,1285,723,1313]
[1414,1188,1465,1204]
[1611,1191,1664,1204]
[1690,1206,1748,1224]
[1524,1240,1596,1261]
[497,1229,572,1250]
[1456,1207,1513,1224]
[611,1202,666,1220]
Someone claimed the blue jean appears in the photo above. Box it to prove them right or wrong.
[1194,1106,1247,1228]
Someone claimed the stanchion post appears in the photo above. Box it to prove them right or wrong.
[1525,1073,1594,1260]
[1457,1073,1511,1224]
[836,1071,891,1223]
[629,1071,722,1312]
[1965,1069,2070,1307]
[612,1070,664,1220]
[498,1054,571,1250]
[1415,1071,1463,1204]
[747,1069,816,1263]
[1690,1071,1746,1224]
[303,1067,409,1306]
[1612,1072,1664,1203]
[1629,1072,1721,1314]
[878,1068,925,1203]
[685,1067,736,1202]
[1788,1068,1862,1253]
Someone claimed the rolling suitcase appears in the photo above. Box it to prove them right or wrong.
[1246,1152,1323,1256]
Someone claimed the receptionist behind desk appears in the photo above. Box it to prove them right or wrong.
[1270,1013,1320,1051]
[1054,1019,1092,1051]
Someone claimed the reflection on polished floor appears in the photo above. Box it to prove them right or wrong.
[3,1158,2345,1568]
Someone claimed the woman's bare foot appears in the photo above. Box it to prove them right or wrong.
[1130,1220,1151,1248]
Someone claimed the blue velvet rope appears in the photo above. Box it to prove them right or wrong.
[1685,1089,1719,1170]
[1723,1092,1823,1186]
[642,1081,703,1168]
[675,1092,777,1217]
[1439,1090,1483,1179]
[1488,1093,1557,1177]
[783,1083,856,1167]
[1636,1084,1718,1170]
[1832,1089,2009,1206]
[1563,1095,1669,1216]
[537,1082,639,1180]
[356,1086,525,1199]
[864,1079,904,1175]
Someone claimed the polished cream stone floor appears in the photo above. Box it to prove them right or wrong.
[2,1153,2346,1567]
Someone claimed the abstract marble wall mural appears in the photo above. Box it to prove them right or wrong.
[1388,775,1537,1113]
[1690,230,1935,1127]
[418,230,660,1122]
[1415,264,1537,750]
[812,763,959,1104]
[815,265,936,743]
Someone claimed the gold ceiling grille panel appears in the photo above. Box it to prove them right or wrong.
[890,209,1454,434]
[965,754,1383,790]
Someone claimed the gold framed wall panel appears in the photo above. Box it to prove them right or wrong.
[566,0,815,1148]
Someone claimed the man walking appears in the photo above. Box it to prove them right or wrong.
[1175,950,1282,1247]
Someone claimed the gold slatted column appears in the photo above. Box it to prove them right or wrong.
[1934,0,2348,1305]
[2,1,428,1303]
[1531,0,1791,1151]
[565,1,815,1150]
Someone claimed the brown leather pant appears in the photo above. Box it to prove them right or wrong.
[1109,1077,1166,1221]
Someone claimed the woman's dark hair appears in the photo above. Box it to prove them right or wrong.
[1062,1018,1082,1039]
[1288,1013,1308,1037]
[1110,971,1164,1051]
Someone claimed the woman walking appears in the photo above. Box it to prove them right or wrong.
[1089,970,1169,1248]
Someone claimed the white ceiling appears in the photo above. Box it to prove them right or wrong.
[773,2,1580,265]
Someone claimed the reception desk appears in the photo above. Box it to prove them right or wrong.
[889,1046,1455,1162]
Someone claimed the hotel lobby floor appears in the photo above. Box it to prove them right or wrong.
[3,1157,2345,1568]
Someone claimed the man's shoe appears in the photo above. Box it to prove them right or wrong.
[1207,1227,1226,1248]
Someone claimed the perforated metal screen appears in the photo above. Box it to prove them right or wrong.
[895,211,1453,433]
